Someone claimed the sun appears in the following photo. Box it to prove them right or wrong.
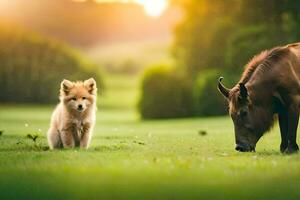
[73,0,168,17]
[136,0,168,17]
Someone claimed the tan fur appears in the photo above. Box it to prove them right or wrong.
[47,78,97,149]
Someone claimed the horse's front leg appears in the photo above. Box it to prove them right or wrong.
[285,104,299,154]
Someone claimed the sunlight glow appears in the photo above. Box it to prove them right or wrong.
[73,0,169,18]
[136,0,168,17]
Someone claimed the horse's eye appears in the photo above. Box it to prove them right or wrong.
[245,125,254,132]
[240,110,248,117]
[71,97,77,101]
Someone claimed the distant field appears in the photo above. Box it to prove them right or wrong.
[86,39,172,74]
[1,105,300,200]
[100,73,140,110]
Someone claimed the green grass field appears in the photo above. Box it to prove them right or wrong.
[1,74,300,200]
[1,105,300,200]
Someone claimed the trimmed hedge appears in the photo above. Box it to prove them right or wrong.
[139,65,194,119]
[0,23,102,103]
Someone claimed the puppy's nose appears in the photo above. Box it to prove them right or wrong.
[78,104,83,109]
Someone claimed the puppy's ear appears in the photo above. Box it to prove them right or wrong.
[60,79,73,95]
[84,78,97,94]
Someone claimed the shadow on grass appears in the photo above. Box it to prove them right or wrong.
[256,150,300,157]
[0,134,137,152]
[0,143,134,153]
[256,151,283,156]
[92,144,131,152]
[228,150,295,157]
[0,144,49,152]
[0,134,49,152]
[99,135,134,140]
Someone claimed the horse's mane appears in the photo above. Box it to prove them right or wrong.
[239,46,290,84]
[230,46,288,110]
[230,45,291,110]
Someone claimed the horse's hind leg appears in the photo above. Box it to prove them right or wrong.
[285,104,299,154]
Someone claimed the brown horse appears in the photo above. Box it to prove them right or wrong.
[218,43,300,153]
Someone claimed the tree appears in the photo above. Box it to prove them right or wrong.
[173,0,300,77]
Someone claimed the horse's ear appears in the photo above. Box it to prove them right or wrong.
[239,83,248,99]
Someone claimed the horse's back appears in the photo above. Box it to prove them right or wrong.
[279,43,300,104]
[289,44,300,78]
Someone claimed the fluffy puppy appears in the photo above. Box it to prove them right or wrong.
[47,78,97,149]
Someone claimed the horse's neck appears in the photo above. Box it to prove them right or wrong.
[246,66,278,104]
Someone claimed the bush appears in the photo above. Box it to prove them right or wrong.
[193,69,238,116]
[139,65,194,119]
[0,24,102,103]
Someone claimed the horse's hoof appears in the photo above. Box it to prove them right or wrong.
[283,144,299,154]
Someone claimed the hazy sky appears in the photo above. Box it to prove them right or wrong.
[0,0,179,46]
[73,0,169,17]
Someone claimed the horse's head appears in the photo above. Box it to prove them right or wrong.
[218,77,274,152]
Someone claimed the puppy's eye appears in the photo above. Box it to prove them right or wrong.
[82,97,86,100]
[71,97,77,101]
